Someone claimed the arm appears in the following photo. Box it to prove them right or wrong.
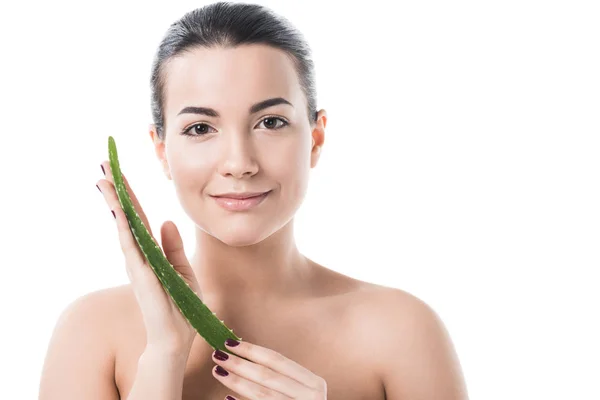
[39,288,194,400]
[38,290,119,400]
[377,290,469,400]
[125,345,191,400]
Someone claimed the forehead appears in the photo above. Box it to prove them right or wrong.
[162,44,302,118]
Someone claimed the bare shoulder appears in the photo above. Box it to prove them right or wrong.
[318,271,468,399]
[310,268,428,349]
[78,283,133,310]
[54,285,128,338]
[39,284,132,399]
[315,265,426,314]
[355,284,469,399]
[338,279,434,339]
[54,283,139,363]
[55,284,134,352]
[69,284,135,326]
[361,282,439,320]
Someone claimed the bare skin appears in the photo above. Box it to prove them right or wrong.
[39,43,468,399]
[39,267,467,399]
[113,266,389,400]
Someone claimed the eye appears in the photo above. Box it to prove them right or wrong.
[256,116,289,130]
[180,116,289,138]
[181,123,217,137]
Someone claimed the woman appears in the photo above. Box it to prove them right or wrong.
[39,2,468,399]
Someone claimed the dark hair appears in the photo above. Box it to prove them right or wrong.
[150,1,318,141]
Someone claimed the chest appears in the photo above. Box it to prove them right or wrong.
[115,293,385,400]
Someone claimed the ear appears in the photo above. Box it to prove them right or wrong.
[310,110,326,168]
[149,124,172,180]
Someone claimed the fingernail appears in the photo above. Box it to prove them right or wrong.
[111,210,116,219]
[214,349,229,361]
[101,164,105,176]
[225,339,239,347]
[215,365,229,377]
[226,396,236,400]
[96,184,101,193]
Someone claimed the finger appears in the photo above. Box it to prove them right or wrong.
[212,365,292,400]
[101,160,154,238]
[111,205,151,284]
[224,340,326,391]
[160,220,201,294]
[111,206,164,309]
[97,178,149,237]
[211,348,307,399]
[97,179,153,279]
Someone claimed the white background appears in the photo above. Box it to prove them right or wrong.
[1,0,598,398]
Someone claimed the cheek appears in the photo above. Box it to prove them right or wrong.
[166,143,217,192]
[262,137,311,199]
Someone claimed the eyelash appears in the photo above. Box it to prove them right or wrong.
[181,116,289,137]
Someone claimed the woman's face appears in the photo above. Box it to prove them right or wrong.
[151,44,325,246]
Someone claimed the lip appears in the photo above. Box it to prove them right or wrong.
[211,191,271,211]
[212,191,270,199]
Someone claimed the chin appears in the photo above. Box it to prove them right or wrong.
[208,221,280,247]
[216,235,264,247]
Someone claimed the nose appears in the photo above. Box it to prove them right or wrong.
[217,130,259,179]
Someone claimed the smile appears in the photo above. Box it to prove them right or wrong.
[211,191,271,211]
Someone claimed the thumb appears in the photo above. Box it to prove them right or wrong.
[160,220,202,297]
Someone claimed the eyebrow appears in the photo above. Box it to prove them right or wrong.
[177,97,294,117]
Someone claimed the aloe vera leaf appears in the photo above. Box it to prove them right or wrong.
[108,136,248,359]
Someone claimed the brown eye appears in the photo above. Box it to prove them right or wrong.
[194,124,209,134]
[181,123,216,137]
[257,116,288,130]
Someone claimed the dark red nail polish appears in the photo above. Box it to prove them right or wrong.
[225,339,239,347]
[215,365,229,377]
[101,164,105,175]
[96,184,101,193]
[226,396,236,400]
[111,210,116,219]
[214,349,229,361]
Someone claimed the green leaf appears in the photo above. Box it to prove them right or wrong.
[108,136,247,359]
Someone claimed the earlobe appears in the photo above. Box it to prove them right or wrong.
[162,160,171,180]
[149,125,172,180]
[310,110,326,168]
[310,146,322,168]
[160,155,172,181]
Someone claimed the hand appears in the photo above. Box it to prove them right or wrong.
[211,339,328,400]
[97,161,201,352]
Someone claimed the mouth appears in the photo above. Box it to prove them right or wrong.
[210,190,272,211]
[211,191,271,200]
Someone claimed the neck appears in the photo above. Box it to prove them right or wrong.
[189,219,314,304]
